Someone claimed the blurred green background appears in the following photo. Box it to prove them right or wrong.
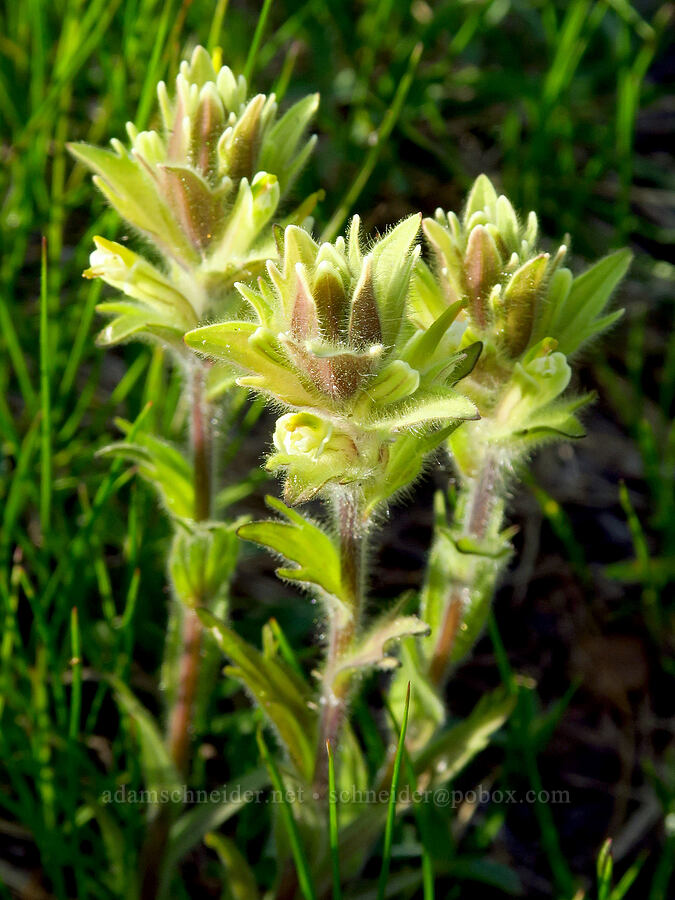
[0,0,674,897]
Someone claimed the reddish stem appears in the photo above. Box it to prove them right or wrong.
[429,454,498,687]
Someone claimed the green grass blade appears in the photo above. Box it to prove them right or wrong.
[39,237,52,535]
[321,42,423,243]
[0,291,36,412]
[377,681,411,900]
[268,617,304,679]
[68,606,82,741]
[597,837,613,900]
[326,739,342,900]
[256,727,317,900]
[384,694,434,900]
[619,479,660,617]
[207,0,230,52]
[243,0,274,83]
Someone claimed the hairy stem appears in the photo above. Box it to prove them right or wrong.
[312,487,366,800]
[140,363,213,898]
[167,363,212,775]
[429,453,500,687]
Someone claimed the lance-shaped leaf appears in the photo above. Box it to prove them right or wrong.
[184,321,318,407]
[237,496,347,606]
[197,609,316,781]
[95,311,158,347]
[364,422,462,516]
[530,266,573,344]
[97,426,194,520]
[419,340,483,389]
[414,686,516,787]
[463,174,499,223]
[401,300,464,370]
[210,173,280,267]
[367,389,478,431]
[259,93,320,194]
[333,614,430,683]
[371,214,422,345]
[410,258,449,327]
[67,141,197,265]
[551,249,631,355]
[423,215,466,304]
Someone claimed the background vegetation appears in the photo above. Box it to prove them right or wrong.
[0,0,673,897]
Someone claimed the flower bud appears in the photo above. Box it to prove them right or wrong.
[70,45,318,343]
[500,253,549,358]
[495,351,571,430]
[273,412,335,459]
[85,236,198,329]
[463,225,502,329]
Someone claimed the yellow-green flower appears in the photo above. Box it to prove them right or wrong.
[69,46,319,349]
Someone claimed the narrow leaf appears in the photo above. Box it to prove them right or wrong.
[377,683,411,900]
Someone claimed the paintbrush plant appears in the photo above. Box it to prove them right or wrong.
[68,44,318,895]
[72,42,630,899]
[392,175,631,744]
[185,215,480,793]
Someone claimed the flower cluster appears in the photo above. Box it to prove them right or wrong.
[414,175,631,473]
[69,46,318,353]
[186,216,480,508]
[391,175,630,737]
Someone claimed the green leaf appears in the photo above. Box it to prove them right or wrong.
[553,249,631,354]
[204,833,261,900]
[96,312,155,347]
[110,678,181,805]
[169,523,238,607]
[401,301,465,370]
[558,308,624,355]
[423,216,466,302]
[414,687,516,786]
[197,610,316,780]
[162,769,268,895]
[410,258,449,327]
[463,174,499,222]
[237,496,346,605]
[364,423,461,517]
[259,93,319,194]
[97,429,194,520]
[185,321,318,407]
[448,340,483,383]
[369,390,477,431]
[335,614,429,681]
[371,214,422,344]
[257,728,317,900]
[377,683,411,900]
[67,141,196,263]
